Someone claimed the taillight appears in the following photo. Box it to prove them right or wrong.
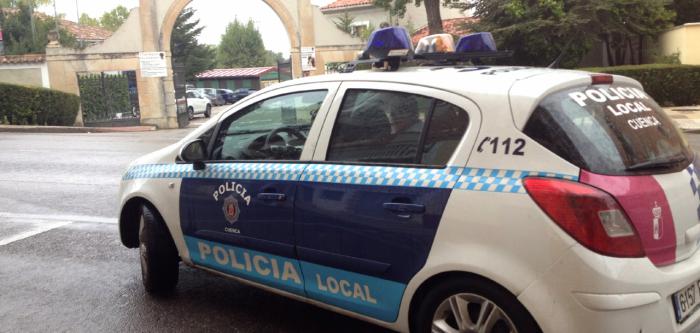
[523,177,644,258]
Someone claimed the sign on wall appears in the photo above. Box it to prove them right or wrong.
[301,47,316,72]
[139,52,168,78]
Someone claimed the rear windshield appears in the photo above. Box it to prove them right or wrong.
[524,85,692,175]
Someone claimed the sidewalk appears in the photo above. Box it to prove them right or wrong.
[0,124,157,134]
[665,106,700,133]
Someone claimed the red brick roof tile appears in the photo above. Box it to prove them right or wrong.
[321,0,373,11]
[0,54,46,65]
[411,17,476,45]
[196,67,276,79]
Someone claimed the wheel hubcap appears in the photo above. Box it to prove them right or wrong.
[139,215,148,278]
[432,293,517,333]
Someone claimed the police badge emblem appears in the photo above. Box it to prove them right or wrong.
[222,195,240,224]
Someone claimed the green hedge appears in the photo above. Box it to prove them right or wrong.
[0,83,80,126]
[581,64,700,107]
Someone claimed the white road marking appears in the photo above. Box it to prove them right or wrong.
[0,221,72,246]
[0,212,117,224]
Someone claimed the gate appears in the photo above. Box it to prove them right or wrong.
[77,71,140,127]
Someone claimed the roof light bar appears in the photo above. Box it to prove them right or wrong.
[360,27,414,60]
[415,34,455,55]
[456,32,498,53]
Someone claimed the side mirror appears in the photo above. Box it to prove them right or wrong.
[179,139,207,171]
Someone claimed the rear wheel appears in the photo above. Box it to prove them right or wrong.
[187,107,194,120]
[139,205,179,295]
[413,277,540,333]
[204,104,211,118]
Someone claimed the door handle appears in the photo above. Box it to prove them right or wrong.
[383,203,425,214]
[257,193,287,201]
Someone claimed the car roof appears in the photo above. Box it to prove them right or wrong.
[269,65,642,123]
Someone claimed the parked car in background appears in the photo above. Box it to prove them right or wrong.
[217,89,237,104]
[231,88,257,102]
[185,90,211,119]
[196,88,226,106]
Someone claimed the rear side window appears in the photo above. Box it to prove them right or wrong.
[524,85,692,175]
[327,89,469,166]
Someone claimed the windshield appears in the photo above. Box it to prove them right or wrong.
[524,84,693,175]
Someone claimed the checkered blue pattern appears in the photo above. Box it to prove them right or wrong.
[454,168,579,194]
[300,164,463,189]
[686,164,700,220]
[122,163,307,181]
[123,163,578,194]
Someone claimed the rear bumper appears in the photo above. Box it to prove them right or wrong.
[520,244,700,333]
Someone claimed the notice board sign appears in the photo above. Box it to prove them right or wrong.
[301,47,316,72]
[139,52,167,78]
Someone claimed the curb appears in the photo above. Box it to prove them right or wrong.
[0,125,157,134]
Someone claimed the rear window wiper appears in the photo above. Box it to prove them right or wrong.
[626,155,689,172]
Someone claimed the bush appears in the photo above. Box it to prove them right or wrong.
[581,64,700,107]
[0,83,80,126]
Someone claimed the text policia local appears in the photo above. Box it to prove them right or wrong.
[196,241,379,304]
[569,87,661,130]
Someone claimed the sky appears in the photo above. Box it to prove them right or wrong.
[39,0,336,57]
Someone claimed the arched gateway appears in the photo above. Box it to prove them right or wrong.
[45,0,362,129]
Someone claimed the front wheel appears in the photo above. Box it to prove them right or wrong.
[204,104,211,118]
[412,277,540,333]
[187,107,194,120]
[139,205,179,295]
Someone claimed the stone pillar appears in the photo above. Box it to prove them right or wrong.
[138,0,178,129]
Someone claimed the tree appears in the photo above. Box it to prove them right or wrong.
[464,0,675,67]
[264,50,287,66]
[671,0,700,25]
[374,0,446,34]
[0,2,76,54]
[78,13,100,27]
[333,12,356,34]
[170,8,215,81]
[99,5,129,32]
[216,19,268,68]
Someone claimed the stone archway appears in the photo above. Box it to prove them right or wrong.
[160,0,300,56]
[143,0,316,128]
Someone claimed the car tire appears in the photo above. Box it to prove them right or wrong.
[412,277,540,333]
[205,104,211,118]
[139,205,179,295]
[187,107,194,120]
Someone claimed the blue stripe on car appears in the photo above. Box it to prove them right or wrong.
[186,236,405,322]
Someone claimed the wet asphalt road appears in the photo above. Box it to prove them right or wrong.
[0,109,390,333]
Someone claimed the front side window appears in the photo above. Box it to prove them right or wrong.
[327,89,469,166]
[211,90,327,161]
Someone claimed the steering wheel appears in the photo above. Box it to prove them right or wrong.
[263,126,307,150]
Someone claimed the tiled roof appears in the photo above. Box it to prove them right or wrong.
[320,0,373,11]
[0,54,46,65]
[0,8,112,41]
[196,67,276,79]
[59,19,112,41]
[411,17,476,44]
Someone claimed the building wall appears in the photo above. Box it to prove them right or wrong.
[0,63,49,88]
[321,4,467,35]
[660,23,700,65]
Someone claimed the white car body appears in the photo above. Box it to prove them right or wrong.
[119,66,700,333]
[185,90,211,116]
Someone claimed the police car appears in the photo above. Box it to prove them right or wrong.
[118,28,700,333]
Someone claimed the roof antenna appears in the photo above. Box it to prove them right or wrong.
[548,41,572,69]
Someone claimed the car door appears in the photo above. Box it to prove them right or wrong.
[294,82,480,322]
[180,82,339,296]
